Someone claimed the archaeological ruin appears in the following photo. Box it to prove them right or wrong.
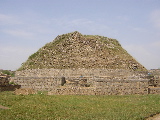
[11,31,160,95]
[0,72,20,92]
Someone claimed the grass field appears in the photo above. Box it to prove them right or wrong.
[0,91,160,120]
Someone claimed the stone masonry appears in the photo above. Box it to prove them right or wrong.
[13,31,159,95]
[12,68,160,95]
[13,77,61,91]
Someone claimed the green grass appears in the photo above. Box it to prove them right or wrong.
[0,91,160,120]
[1,70,15,77]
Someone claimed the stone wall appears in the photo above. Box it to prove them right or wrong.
[16,69,149,79]
[13,69,160,95]
[93,79,149,95]
[13,77,62,91]
[13,76,150,95]
[148,87,160,94]
[149,69,160,87]
[48,79,149,95]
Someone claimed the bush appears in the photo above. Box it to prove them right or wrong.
[2,70,15,77]
[9,81,17,85]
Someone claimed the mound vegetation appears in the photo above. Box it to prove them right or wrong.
[0,70,15,77]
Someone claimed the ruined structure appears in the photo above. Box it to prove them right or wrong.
[148,69,160,94]
[13,31,160,95]
[149,69,160,87]
[0,72,10,86]
[0,72,20,91]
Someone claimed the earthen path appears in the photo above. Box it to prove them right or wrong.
[0,105,10,109]
[146,114,160,120]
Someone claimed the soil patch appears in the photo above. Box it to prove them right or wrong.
[146,113,160,120]
[0,105,10,109]
[14,88,36,95]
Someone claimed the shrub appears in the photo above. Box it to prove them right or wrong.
[2,70,15,77]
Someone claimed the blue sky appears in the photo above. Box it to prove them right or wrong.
[0,0,160,70]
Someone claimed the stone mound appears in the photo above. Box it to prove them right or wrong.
[18,31,146,71]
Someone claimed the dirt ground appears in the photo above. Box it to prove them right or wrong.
[0,105,10,109]
[146,114,160,120]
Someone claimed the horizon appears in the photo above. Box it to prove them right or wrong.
[0,0,160,70]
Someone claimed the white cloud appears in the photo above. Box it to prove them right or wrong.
[0,13,22,25]
[124,44,160,69]
[0,14,37,40]
[50,17,117,37]
[2,29,34,38]
[124,44,151,58]
[69,19,94,26]
[0,45,37,70]
[132,27,147,33]
[51,18,94,27]
[0,14,11,21]
[117,16,129,21]
[151,41,160,47]
[150,9,160,29]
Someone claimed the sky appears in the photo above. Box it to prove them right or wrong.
[0,0,160,70]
